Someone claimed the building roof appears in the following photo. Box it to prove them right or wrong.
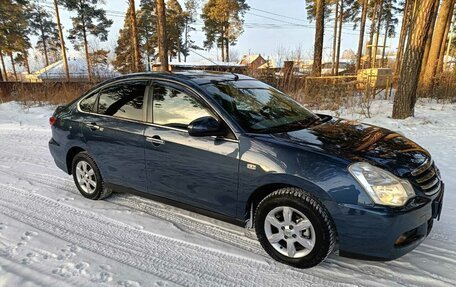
[258,59,278,69]
[26,56,119,81]
[239,54,265,65]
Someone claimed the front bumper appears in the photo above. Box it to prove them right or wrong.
[335,185,444,261]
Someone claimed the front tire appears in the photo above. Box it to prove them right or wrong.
[254,187,336,268]
[71,152,112,200]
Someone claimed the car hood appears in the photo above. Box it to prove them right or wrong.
[270,117,429,177]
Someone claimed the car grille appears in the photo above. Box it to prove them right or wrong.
[411,158,442,196]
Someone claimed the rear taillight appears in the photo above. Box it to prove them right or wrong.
[49,116,56,126]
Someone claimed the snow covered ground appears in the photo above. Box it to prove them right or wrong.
[0,99,455,287]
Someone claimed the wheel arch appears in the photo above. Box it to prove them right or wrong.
[66,146,86,174]
[243,175,335,221]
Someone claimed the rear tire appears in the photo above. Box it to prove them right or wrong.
[71,152,112,200]
[254,187,336,268]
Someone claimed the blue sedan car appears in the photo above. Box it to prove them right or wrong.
[49,71,444,268]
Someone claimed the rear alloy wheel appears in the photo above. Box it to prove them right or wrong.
[255,187,336,268]
[72,152,112,200]
[75,160,97,194]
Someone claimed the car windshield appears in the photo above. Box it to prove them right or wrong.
[202,80,318,133]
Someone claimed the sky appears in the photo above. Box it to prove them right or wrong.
[11,0,401,71]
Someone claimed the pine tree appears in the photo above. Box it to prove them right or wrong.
[27,1,60,67]
[356,0,369,70]
[333,0,360,75]
[201,0,249,62]
[182,0,199,62]
[375,0,400,68]
[166,0,185,62]
[392,0,437,119]
[156,0,169,71]
[53,0,69,80]
[113,4,136,73]
[422,0,455,94]
[138,0,158,69]
[62,0,113,81]
[394,0,414,76]
[89,48,109,77]
[0,0,30,81]
[129,0,141,72]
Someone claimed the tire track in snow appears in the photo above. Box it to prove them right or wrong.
[28,172,267,256]
[23,172,456,287]
[6,171,456,286]
[0,184,354,287]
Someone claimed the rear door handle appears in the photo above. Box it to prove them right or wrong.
[146,136,165,146]
[86,122,100,131]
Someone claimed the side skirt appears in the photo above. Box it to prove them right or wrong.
[105,183,246,227]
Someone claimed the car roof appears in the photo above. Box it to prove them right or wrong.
[98,70,255,86]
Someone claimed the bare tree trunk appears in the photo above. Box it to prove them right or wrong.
[23,50,31,74]
[312,0,325,76]
[421,0,454,94]
[225,37,229,62]
[335,0,343,75]
[368,0,379,67]
[381,20,389,68]
[437,8,453,73]
[81,18,92,82]
[220,37,225,62]
[372,0,384,68]
[53,0,69,80]
[392,0,437,119]
[37,11,50,67]
[356,0,368,71]
[184,18,189,62]
[331,0,339,75]
[129,0,141,72]
[157,0,169,71]
[381,0,393,67]
[0,51,7,81]
[420,1,440,81]
[9,53,17,81]
[394,0,414,76]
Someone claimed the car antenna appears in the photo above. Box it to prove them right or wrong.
[189,48,239,80]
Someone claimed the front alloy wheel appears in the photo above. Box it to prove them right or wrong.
[264,206,316,258]
[255,187,336,268]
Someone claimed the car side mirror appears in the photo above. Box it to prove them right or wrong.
[188,116,226,137]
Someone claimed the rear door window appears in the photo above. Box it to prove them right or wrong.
[97,81,147,121]
[79,93,97,112]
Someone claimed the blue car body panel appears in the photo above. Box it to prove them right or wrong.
[49,71,444,261]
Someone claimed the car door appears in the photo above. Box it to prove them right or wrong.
[144,81,240,217]
[79,80,149,192]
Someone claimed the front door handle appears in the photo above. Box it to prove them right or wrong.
[86,122,100,131]
[146,135,165,146]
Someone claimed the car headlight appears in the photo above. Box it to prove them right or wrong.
[349,162,415,207]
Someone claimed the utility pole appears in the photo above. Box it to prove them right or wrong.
[53,0,70,80]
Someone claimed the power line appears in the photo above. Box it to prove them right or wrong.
[250,7,308,23]
[246,11,312,27]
